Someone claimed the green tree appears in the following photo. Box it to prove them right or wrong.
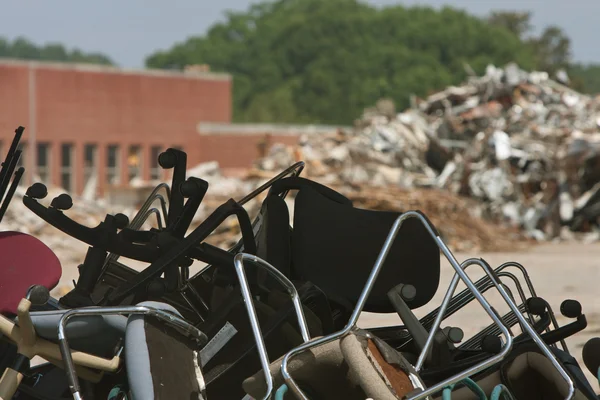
[0,36,114,65]
[530,26,572,73]
[487,11,533,39]
[487,12,573,75]
[570,64,600,94]
[146,0,539,124]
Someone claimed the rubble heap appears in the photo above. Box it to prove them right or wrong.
[4,63,599,272]
[256,63,600,242]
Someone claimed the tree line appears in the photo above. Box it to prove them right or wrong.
[1,1,598,125]
[0,36,113,65]
[145,1,600,124]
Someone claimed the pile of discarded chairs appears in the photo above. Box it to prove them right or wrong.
[0,125,599,400]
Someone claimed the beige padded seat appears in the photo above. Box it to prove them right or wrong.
[244,331,589,400]
[243,330,419,399]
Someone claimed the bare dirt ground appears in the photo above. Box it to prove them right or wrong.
[53,241,600,392]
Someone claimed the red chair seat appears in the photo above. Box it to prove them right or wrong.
[0,231,62,315]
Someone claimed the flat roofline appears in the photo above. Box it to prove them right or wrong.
[0,58,231,82]
[197,122,351,136]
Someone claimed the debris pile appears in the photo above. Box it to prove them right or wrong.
[256,63,600,242]
[340,185,527,252]
[4,63,599,265]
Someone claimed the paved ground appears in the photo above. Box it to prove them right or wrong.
[53,241,600,392]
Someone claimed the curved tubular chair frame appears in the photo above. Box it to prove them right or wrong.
[280,211,575,400]
[139,207,164,230]
[459,270,566,352]
[495,270,532,336]
[426,267,533,331]
[100,185,170,277]
[414,262,564,351]
[233,253,311,400]
[385,262,561,355]
[459,270,531,351]
[391,270,526,343]
[57,305,208,400]
[498,270,537,324]
[496,261,567,352]
[399,270,530,354]
[129,184,170,229]
[281,211,511,400]
[438,259,575,399]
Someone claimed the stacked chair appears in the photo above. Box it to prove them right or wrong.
[0,125,599,399]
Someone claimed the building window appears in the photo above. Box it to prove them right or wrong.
[36,143,51,184]
[16,142,26,169]
[60,143,74,192]
[84,144,97,185]
[106,145,120,185]
[150,146,162,181]
[128,145,142,183]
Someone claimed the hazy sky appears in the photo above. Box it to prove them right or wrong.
[0,0,597,68]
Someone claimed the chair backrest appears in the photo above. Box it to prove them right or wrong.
[0,231,62,315]
[258,177,440,313]
[125,301,205,400]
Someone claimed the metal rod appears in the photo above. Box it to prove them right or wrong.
[58,305,207,400]
[425,270,529,352]
[181,281,210,321]
[497,262,566,351]
[497,271,533,325]
[237,161,304,206]
[455,259,575,400]
[412,254,570,400]
[281,211,512,400]
[0,126,24,196]
[129,191,169,230]
[496,262,537,298]
[456,270,535,352]
[100,188,169,275]
[233,253,310,400]
[139,207,163,230]
[29,64,37,185]
[460,304,528,351]
[0,149,21,208]
[397,267,529,353]
[0,167,24,223]
[418,261,546,335]
[412,258,513,379]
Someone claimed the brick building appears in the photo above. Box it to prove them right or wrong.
[0,59,230,196]
[0,59,345,198]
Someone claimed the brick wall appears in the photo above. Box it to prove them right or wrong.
[0,60,231,196]
[0,60,347,198]
[196,134,301,170]
[196,123,348,171]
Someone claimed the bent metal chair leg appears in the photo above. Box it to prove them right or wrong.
[232,253,311,400]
